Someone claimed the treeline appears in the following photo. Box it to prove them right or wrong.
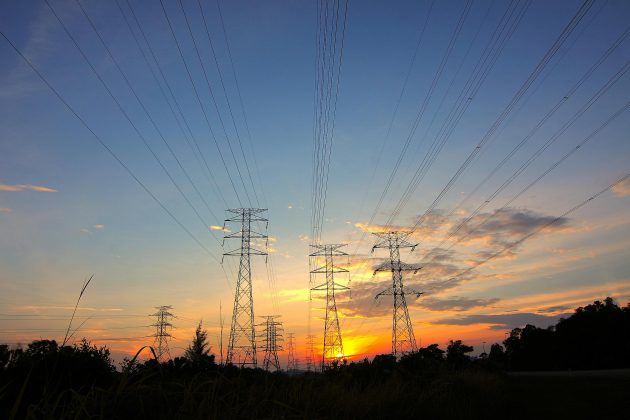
[489,297,630,371]
[0,298,628,418]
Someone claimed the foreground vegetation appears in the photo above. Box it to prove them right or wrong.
[0,298,628,419]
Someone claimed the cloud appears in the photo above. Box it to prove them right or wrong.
[612,178,630,197]
[354,210,450,241]
[209,225,230,232]
[451,208,572,248]
[418,296,500,312]
[80,228,91,234]
[0,207,12,213]
[93,224,105,230]
[538,304,573,313]
[0,183,57,192]
[431,312,571,330]
[338,207,577,318]
[298,234,310,242]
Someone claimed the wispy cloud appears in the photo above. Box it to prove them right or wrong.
[93,224,105,230]
[15,305,123,312]
[419,296,500,312]
[335,207,580,319]
[431,312,571,330]
[0,2,61,98]
[612,178,630,197]
[0,207,12,213]
[0,183,57,192]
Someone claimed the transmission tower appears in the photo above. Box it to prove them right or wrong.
[286,332,298,372]
[257,315,283,371]
[223,208,268,367]
[304,334,316,372]
[372,232,423,357]
[310,244,350,369]
[150,305,174,362]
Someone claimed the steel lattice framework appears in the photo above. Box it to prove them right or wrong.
[310,244,349,368]
[223,208,268,367]
[258,315,283,371]
[372,232,423,357]
[150,305,174,362]
[304,334,316,372]
[286,332,298,372]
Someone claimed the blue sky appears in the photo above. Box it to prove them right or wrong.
[1,0,629,362]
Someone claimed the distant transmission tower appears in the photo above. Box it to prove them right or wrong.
[286,332,298,372]
[258,315,283,371]
[310,244,350,369]
[304,334,316,371]
[223,208,268,367]
[372,232,423,356]
[150,305,174,362]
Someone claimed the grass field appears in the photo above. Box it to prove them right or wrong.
[4,365,629,419]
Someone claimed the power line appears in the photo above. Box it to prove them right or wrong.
[195,0,260,207]
[422,58,630,263]
[74,0,225,243]
[214,0,268,206]
[175,0,254,207]
[402,0,595,237]
[41,0,223,265]
[0,29,218,262]
[438,173,630,285]
[117,0,230,210]
[157,0,244,207]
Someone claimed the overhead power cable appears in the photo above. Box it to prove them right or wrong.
[423,57,630,262]
[0,30,219,263]
[404,0,595,237]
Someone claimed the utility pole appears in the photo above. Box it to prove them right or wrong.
[286,332,298,372]
[304,334,316,372]
[372,232,423,357]
[150,305,174,362]
[310,244,350,369]
[258,315,283,371]
[223,208,268,367]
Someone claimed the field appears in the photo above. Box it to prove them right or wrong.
[3,363,629,419]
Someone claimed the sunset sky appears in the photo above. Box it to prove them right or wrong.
[1,0,629,365]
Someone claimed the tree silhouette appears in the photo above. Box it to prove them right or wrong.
[502,297,630,370]
[446,340,473,368]
[184,320,215,367]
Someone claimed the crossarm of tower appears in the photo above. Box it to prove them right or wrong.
[223,231,268,239]
[223,247,268,257]
[375,289,424,299]
[311,281,350,291]
[310,265,349,274]
[373,264,421,275]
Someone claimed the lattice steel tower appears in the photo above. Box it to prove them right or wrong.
[286,332,298,372]
[304,334,316,371]
[372,232,423,356]
[258,315,283,371]
[310,244,350,368]
[150,305,174,362]
[223,208,268,366]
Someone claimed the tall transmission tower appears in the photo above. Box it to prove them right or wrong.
[150,305,174,362]
[223,208,268,367]
[372,232,423,357]
[310,244,350,369]
[304,334,316,372]
[258,315,283,371]
[286,332,298,372]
